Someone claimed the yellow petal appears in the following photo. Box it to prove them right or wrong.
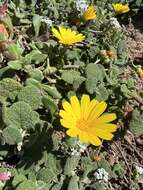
[70,96,81,119]
[59,110,76,121]
[52,27,62,40]
[97,113,117,123]
[78,131,89,143]
[95,123,117,132]
[60,119,76,128]
[95,129,114,140]
[88,135,101,146]
[86,99,99,119]
[66,128,79,137]
[88,101,107,120]
[81,95,90,118]
[63,101,73,113]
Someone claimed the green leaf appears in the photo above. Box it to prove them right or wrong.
[95,84,109,101]
[42,84,61,99]
[25,50,47,65]
[3,126,22,145]
[33,14,41,37]
[64,155,80,177]
[98,158,117,178]
[61,70,85,85]
[120,84,131,98]
[113,162,125,177]
[42,95,58,115]
[2,15,13,37]
[16,180,36,190]
[129,109,143,137]
[36,181,49,190]
[28,69,44,81]
[81,157,98,178]
[6,43,23,60]
[86,64,105,82]
[86,64,105,94]
[8,60,23,70]
[4,101,39,129]
[67,175,79,190]
[37,153,60,186]
[12,174,27,187]
[0,78,22,99]
[37,168,54,185]
[0,32,7,40]
[18,85,42,110]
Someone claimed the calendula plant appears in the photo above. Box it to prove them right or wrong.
[0,0,142,189]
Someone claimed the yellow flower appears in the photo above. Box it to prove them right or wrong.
[112,3,130,14]
[59,95,117,146]
[83,5,96,21]
[52,26,85,45]
[138,68,143,78]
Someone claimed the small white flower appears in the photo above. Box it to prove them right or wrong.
[76,0,88,12]
[71,148,80,156]
[110,17,121,29]
[135,166,143,175]
[41,17,53,27]
[94,168,109,183]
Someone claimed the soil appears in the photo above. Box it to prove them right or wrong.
[127,11,143,64]
[107,11,143,190]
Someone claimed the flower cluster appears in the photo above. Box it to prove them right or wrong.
[51,2,129,46]
[94,168,109,182]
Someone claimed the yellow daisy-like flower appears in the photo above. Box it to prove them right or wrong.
[52,26,85,45]
[59,95,117,146]
[112,3,130,14]
[83,5,96,21]
[138,68,143,78]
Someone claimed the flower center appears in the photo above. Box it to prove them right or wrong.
[76,118,89,131]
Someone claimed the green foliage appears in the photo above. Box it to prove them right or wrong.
[28,69,44,81]
[12,174,27,187]
[64,155,80,176]
[33,14,42,37]
[24,50,47,65]
[37,153,61,187]
[129,109,143,137]
[3,126,22,145]
[42,95,58,115]
[113,162,125,177]
[8,60,23,70]
[0,78,22,100]
[4,101,39,129]
[15,180,37,190]
[6,43,23,60]
[67,175,79,190]
[61,70,85,85]
[18,85,42,110]
[85,64,105,94]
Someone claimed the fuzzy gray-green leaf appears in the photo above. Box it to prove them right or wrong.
[0,78,22,99]
[3,126,22,145]
[129,109,143,137]
[64,155,80,177]
[18,85,42,110]
[4,101,39,129]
